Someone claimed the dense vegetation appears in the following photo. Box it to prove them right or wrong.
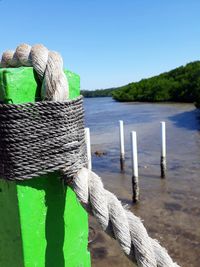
[82,61,200,108]
[81,88,114,97]
[112,61,200,107]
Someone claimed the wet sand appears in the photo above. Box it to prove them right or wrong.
[84,97,200,267]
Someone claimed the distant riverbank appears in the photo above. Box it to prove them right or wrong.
[82,61,200,108]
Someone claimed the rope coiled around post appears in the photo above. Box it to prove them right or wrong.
[0,97,87,180]
[0,44,180,267]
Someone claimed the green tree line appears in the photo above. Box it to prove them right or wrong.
[112,61,200,108]
[81,88,114,97]
[82,61,200,108]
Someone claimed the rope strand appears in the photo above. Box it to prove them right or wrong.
[72,168,180,267]
[0,43,69,101]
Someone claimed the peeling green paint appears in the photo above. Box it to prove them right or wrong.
[0,67,90,267]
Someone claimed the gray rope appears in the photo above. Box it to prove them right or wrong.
[0,44,181,267]
[0,97,87,180]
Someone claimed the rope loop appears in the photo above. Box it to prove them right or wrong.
[0,43,69,101]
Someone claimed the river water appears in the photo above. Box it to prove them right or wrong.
[84,97,200,267]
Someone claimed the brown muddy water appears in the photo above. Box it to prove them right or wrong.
[84,97,200,267]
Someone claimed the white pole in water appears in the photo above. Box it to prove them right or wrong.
[160,121,166,178]
[119,120,125,171]
[130,131,139,202]
[85,127,92,170]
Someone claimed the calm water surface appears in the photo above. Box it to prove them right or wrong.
[84,97,200,267]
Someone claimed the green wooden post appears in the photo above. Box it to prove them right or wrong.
[0,67,91,267]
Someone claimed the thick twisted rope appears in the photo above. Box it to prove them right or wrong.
[0,44,180,267]
[71,168,180,267]
[0,43,69,101]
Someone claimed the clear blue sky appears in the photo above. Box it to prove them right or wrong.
[0,0,200,90]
